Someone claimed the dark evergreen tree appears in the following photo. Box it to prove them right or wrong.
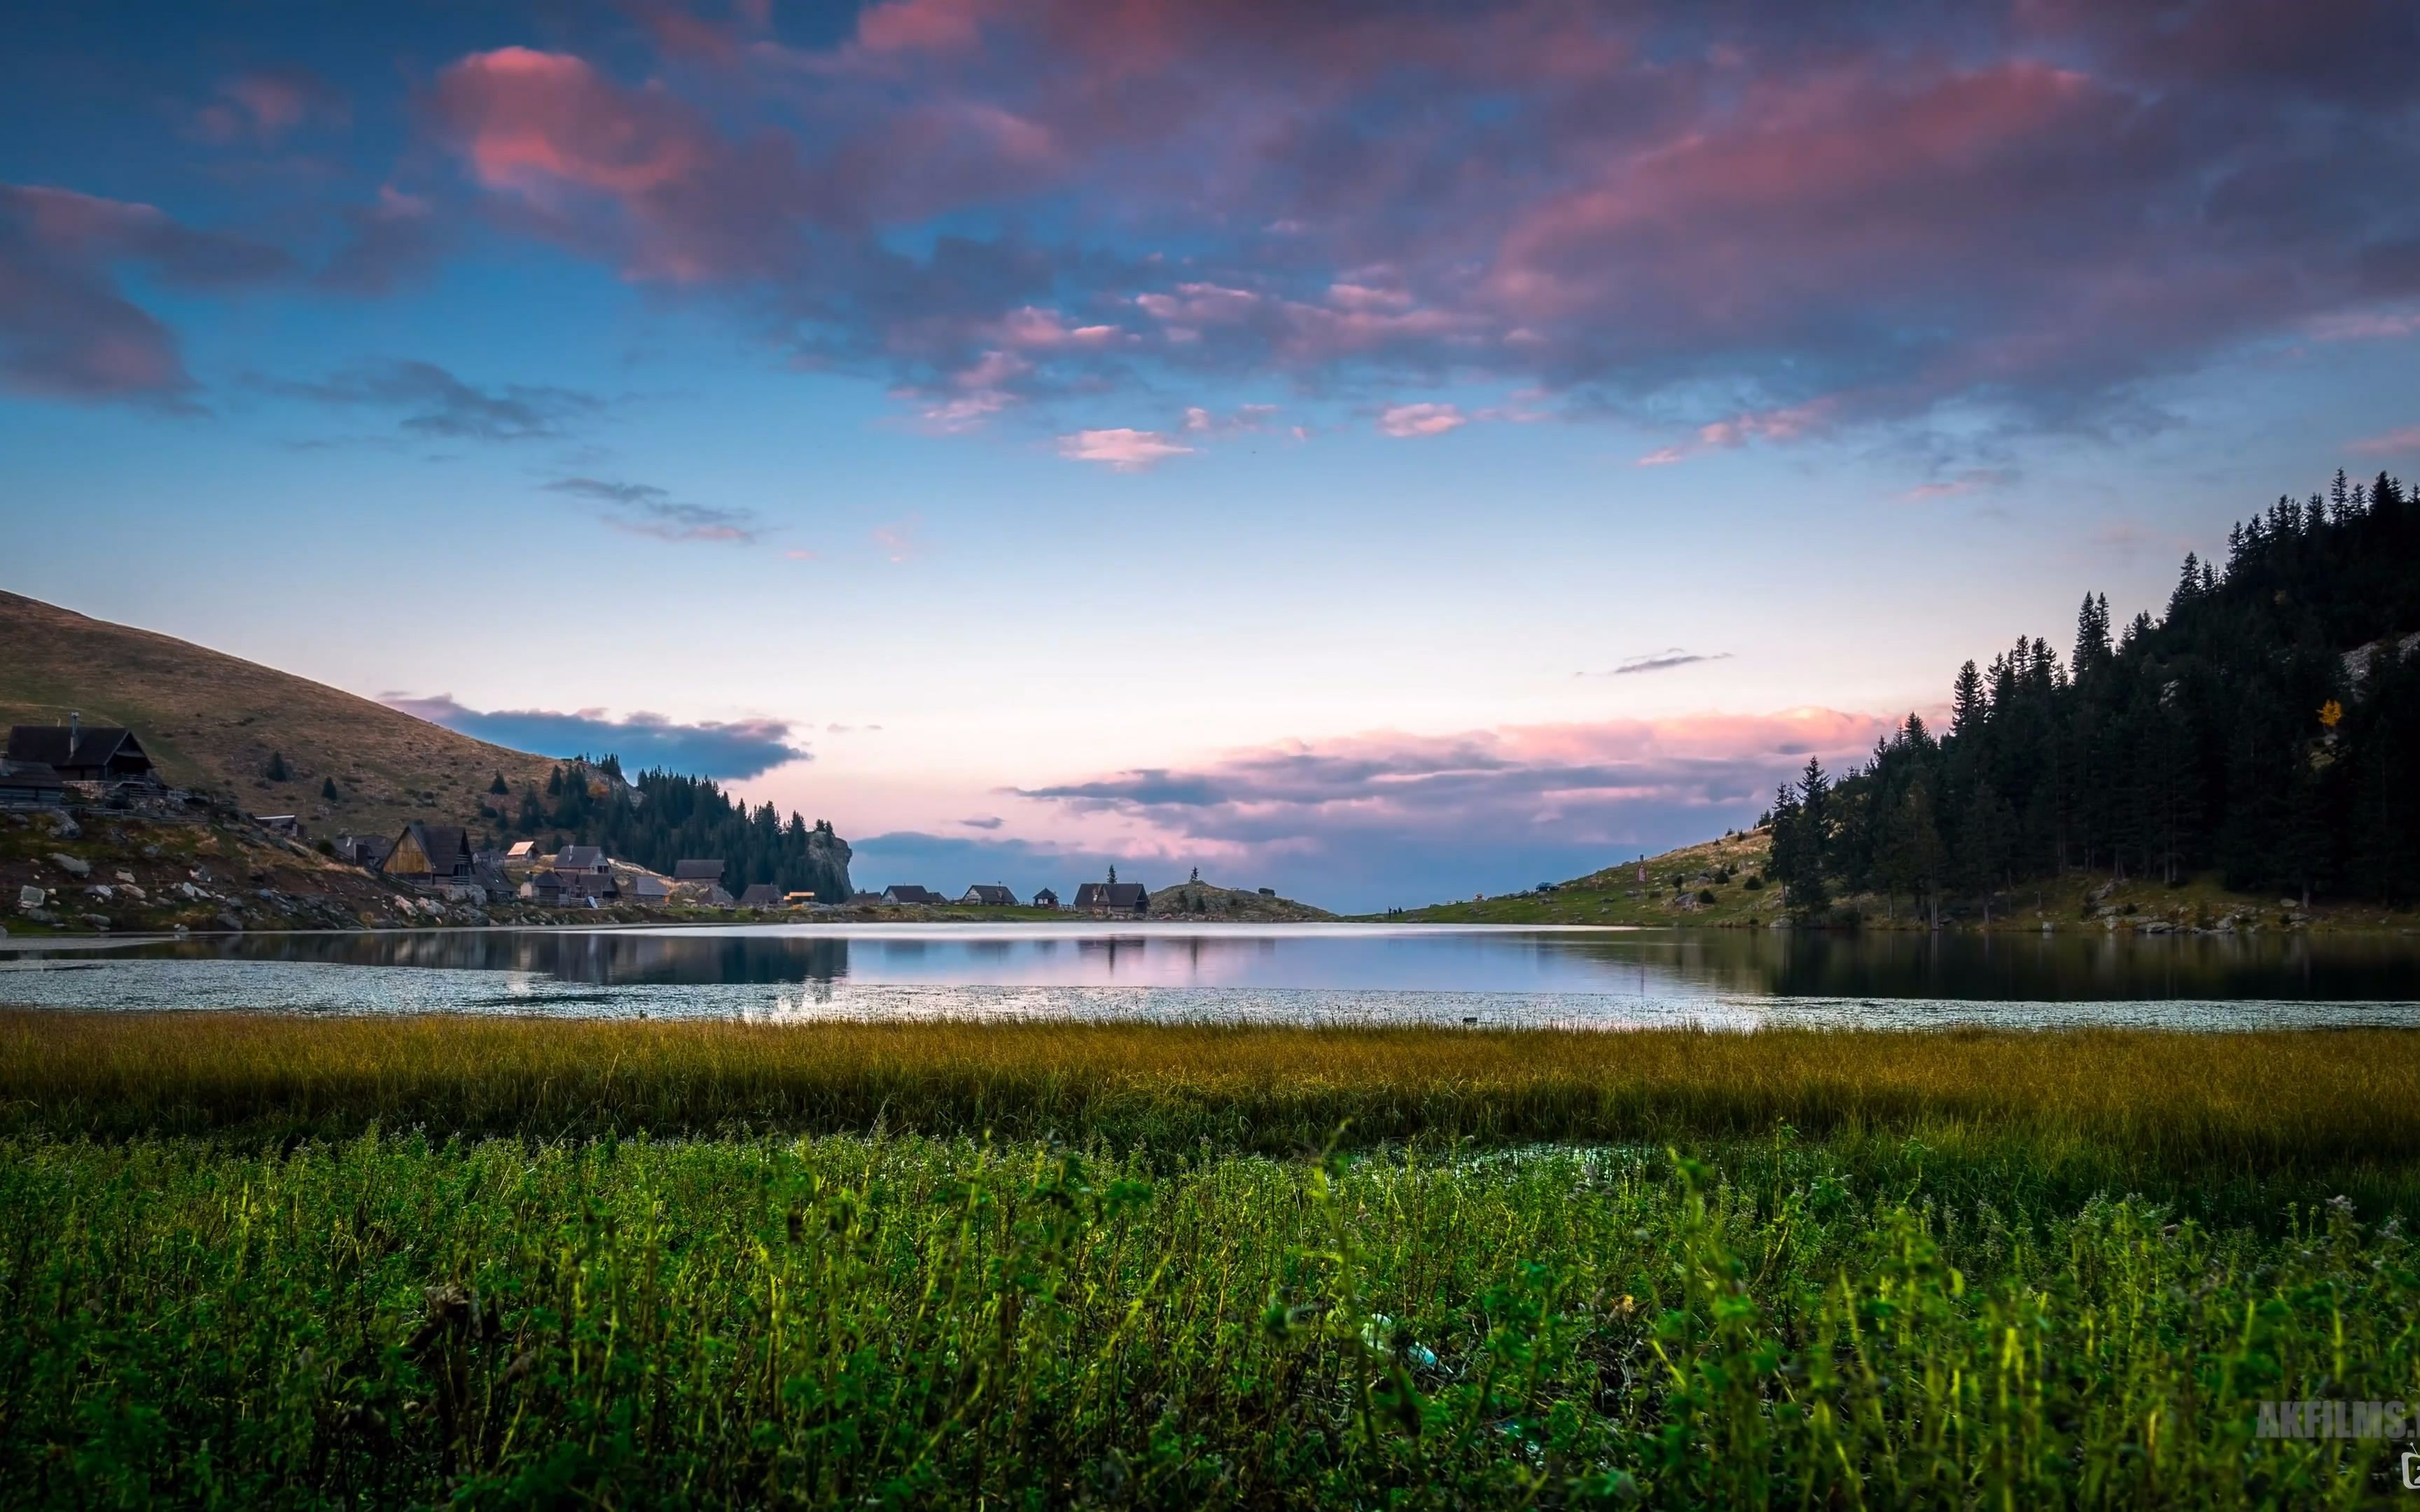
[321,776,340,802]
[489,772,509,795]
[265,751,289,782]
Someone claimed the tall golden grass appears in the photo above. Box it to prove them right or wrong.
[6,1009,2416,1169]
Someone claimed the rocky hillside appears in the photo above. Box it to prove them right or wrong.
[0,589,558,842]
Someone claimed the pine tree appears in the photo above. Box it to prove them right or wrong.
[489,773,509,795]
[265,751,290,782]
[1949,662,1987,740]
[321,776,340,802]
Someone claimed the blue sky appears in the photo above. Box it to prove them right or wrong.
[5,0,2417,909]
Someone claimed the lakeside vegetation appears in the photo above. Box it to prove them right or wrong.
[5,1013,2420,1505]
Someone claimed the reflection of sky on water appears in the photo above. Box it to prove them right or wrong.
[2,923,2416,1028]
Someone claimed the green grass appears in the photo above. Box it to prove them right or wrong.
[6,1013,2420,1506]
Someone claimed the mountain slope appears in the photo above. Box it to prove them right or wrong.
[0,589,558,841]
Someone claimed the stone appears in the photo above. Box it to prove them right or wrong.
[120,884,145,902]
[22,907,57,925]
[85,885,114,901]
[17,886,44,911]
[50,853,90,878]
[214,911,245,933]
[141,845,160,859]
[115,870,136,884]
[178,882,205,901]
[80,914,111,931]
[43,812,79,839]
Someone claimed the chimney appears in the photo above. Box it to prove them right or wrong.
[69,711,79,747]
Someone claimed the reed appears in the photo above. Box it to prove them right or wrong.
[5,1009,2417,1170]
[8,1011,2420,1504]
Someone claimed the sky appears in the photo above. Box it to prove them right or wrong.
[4,0,2418,911]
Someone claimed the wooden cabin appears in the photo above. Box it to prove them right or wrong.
[5,720,157,783]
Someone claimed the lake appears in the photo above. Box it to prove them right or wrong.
[4,922,2419,1029]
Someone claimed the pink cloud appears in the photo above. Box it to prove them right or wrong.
[1636,399,1837,465]
[1378,401,1467,438]
[0,183,290,402]
[1056,427,1195,470]
[872,517,925,562]
[2351,424,2420,456]
[1018,707,1895,858]
[2311,310,2420,342]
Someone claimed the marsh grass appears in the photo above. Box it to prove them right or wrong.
[6,1011,2419,1205]
[8,1011,2420,1505]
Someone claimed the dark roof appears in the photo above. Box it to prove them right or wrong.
[1073,882,1148,909]
[847,892,884,904]
[0,760,62,784]
[556,845,606,869]
[737,883,784,906]
[1031,887,1059,904]
[882,884,944,904]
[961,884,1018,905]
[673,859,726,881]
[6,724,152,776]
[627,874,673,898]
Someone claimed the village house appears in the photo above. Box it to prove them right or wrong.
[379,822,475,885]
[6,718,158,784]
[525,869,619,906]
[553,844,610,877]
[959,884,1020,906]
[333,834,394,869]
[736,883,784,909]
[253,814,304,839]
[0,760,66,808]
[1072,881,1150,916]
[1030,887,1059,910]
[674,859,726,885]
[882,884,945,904]
[625,874,674,906]
[503,840,536,863]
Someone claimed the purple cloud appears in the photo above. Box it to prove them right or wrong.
[386,694,809,778]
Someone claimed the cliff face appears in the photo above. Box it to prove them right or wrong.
[803,828,854,902]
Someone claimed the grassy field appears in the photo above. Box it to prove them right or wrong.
[6,1013,2420,1506]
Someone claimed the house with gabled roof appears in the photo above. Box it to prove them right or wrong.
[6,718,157,784]
[381,822,474,883]
[553,844,609,876]
[1030,887,1059,910]
[1072,881,1149,915]
[959,884,1020,906]
[674,859,726,883]
[882,884,945,904]
[737,883,784,909]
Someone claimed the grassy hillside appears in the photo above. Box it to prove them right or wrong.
[1396,825,2420,931]
[0,589,557,841]
[1147,878,1335,920]
[1396,830,1780,925]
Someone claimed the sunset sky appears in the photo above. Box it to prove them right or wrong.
[6,0,2417,909]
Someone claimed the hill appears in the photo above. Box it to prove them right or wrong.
[1146,880,1334,921]
[1391,830,1781,925]
[0,589,559,842]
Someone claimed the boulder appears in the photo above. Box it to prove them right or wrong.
[50,853,90,878]
[43,812,80,839]
[80,914,111,932]
[214,911,245,933]
[17,886,45,911]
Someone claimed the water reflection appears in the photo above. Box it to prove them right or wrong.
[2,923,2416,1027]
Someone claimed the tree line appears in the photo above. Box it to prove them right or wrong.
[485,760,856,902]
[1765,470,2420,920]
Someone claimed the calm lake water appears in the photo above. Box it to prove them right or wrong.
[5,923,2420,1029]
